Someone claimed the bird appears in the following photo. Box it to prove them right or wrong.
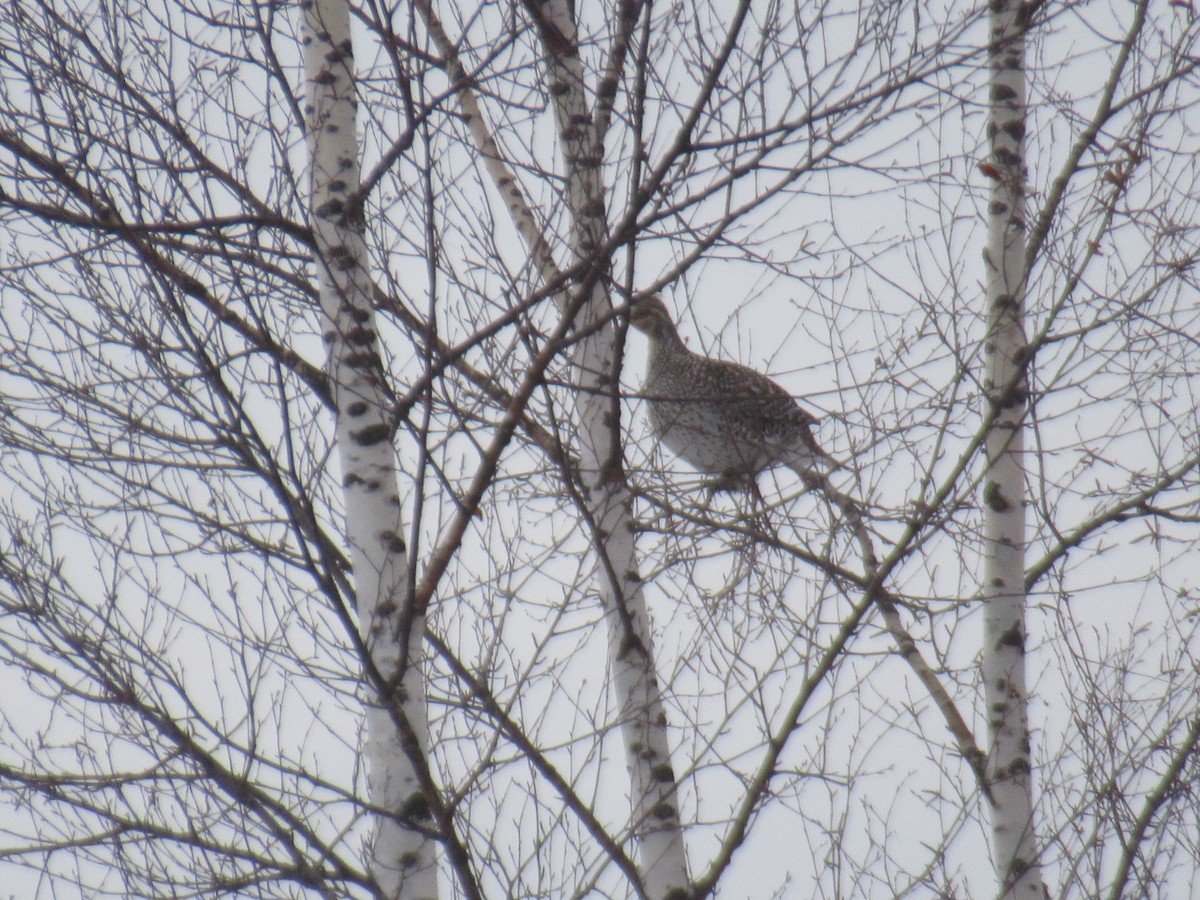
[628,295,837,491]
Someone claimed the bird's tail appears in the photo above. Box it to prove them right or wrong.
[781,441,844,479]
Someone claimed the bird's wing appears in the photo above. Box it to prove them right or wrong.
[702,359,818,424]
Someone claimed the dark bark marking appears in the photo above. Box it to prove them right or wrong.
[346,326,376,346]
[651,762,676,783]
[342,350,378,369]
[994,147,1022,167]
[314,198,345,218]
[997,621,1024,651]
[351,422,391,446]
[399,791,432,822]
[984,480,1012,512]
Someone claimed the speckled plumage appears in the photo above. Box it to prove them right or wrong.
[630,296,833,485]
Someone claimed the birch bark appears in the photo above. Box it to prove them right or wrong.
[524,4,691,896]
[302,1,438,895]
[410,0,689,891]
[982,1,1044,896]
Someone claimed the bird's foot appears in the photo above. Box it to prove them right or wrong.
[701,471,759,499]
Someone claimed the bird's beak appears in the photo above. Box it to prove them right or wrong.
[628,307,651,334]
[628,296,658,334]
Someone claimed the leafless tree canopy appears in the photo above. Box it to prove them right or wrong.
[1,0,1198,896]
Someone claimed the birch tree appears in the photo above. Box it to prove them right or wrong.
[517,2,690,891]
[302,0,440,893]
[981,0,1042,895]
[1,1,1198,898]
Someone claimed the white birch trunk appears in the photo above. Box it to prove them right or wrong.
[302,1,438,896]
[530,3,691,895]
[413,2,689,890]
[982,2,1044,897]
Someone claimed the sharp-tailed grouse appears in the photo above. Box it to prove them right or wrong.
[630,295,836,488]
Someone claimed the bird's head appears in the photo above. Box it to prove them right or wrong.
[629,295,675,338]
